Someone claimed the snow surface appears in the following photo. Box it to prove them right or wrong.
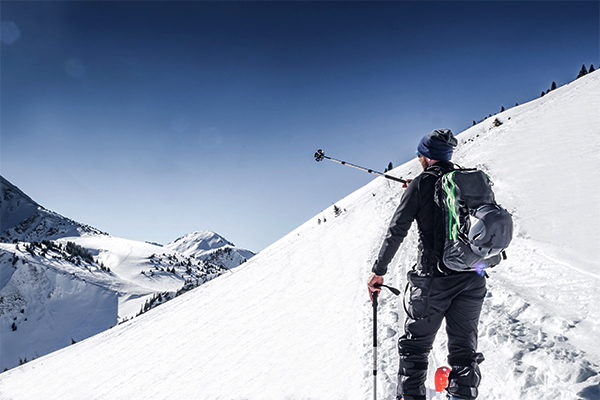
[0,72,599,399]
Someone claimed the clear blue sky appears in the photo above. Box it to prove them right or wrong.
[1,1,598,252]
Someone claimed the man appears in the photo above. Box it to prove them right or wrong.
[367,129,486,400]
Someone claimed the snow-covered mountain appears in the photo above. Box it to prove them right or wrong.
[0,71,598,399]
[0,179,254,372]
[0,175,105,242]
[166,230,255,269]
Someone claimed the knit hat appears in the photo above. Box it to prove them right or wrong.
[417,129,457,161]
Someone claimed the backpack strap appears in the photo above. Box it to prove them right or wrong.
[422,164,446,178]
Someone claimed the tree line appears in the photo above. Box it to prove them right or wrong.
[472,62,597,127]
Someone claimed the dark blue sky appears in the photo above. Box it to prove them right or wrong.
[2,1,598,251]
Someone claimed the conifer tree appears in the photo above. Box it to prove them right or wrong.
[551,81,557,91]
[333,204,342,217]
[590,64,596,73]
[577,64,588,79]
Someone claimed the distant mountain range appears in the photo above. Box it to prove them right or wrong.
[0,175,255,372]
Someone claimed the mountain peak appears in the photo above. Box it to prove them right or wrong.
[166,230,233,254]
[0,175,105,243]
[1,175,42,234]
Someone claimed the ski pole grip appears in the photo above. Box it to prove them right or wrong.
[374,283,401,296]
[383,174,407,184]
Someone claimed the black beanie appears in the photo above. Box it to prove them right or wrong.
[416,129,457,161]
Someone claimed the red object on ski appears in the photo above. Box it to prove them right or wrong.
[435,366,451,392]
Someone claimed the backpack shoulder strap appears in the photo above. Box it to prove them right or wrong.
[423,164,451,179]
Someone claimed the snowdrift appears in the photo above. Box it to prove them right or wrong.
[0,72,598,399]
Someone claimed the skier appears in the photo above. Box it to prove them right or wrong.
[367,129,486,400]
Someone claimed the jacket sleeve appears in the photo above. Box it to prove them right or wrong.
[372,178,420,276]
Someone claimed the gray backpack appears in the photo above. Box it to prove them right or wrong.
[434,168,513,272]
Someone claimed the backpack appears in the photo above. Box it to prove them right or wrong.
[432,167,513,272]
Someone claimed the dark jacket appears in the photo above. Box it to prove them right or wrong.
[372,161,454,276]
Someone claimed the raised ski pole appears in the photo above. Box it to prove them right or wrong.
[372,284,400,400]
[314,149,407,184]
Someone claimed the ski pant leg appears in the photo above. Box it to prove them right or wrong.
[397,271,448,400]
[445,273,487,400]
[397,271,487,400]
[397,323,442,400]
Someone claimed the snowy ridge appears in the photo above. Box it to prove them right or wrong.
[0,176,40,233]
[0,176,104,243]
[0,71,598,399]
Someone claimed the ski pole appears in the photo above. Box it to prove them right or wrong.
[371,284,399,400]
[314,149,407,184]
[372,290,378,400]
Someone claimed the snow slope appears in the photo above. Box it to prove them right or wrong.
[0,71,598,399]
[0,247,118,370]
[0,235,228,372]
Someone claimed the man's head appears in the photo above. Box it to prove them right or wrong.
[416,129,457,169]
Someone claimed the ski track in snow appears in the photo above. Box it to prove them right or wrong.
[477,237,600,400]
